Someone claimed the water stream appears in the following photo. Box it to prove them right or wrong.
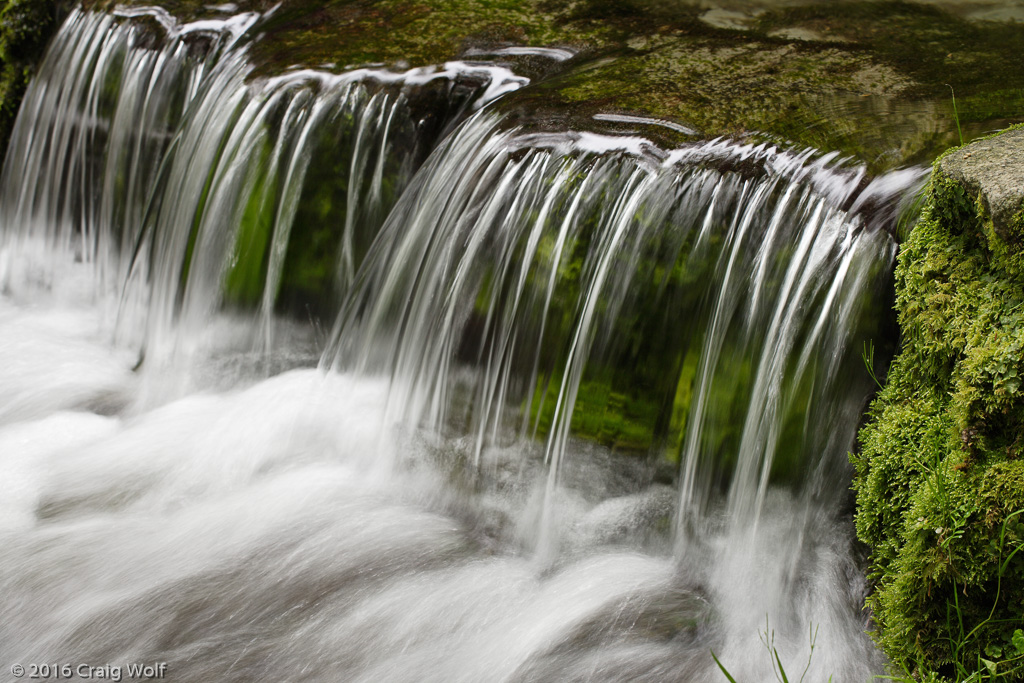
[0,8,926,682]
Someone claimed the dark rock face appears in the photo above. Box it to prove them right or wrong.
[940,127,1024,244]
[0,0,62,160]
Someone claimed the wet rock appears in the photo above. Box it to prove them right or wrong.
[939,127,1024,244]
[766,26,844,42]
[698,8,759,31]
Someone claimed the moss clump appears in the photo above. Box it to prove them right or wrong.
[0,0,60,160]
[853,127,1024,680]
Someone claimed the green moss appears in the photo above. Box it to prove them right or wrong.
[249,1,1024,171]
[90,0,1024,171]
[665,346,698,458]
[0,0,59,160]
[527,376,660,453]
[245,0,611,76]
[223,136,275,306]
[853,130,1024,680]
[274,95,416,318]
[755,2,1024,101]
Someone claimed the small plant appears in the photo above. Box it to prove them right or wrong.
[712,650,739,683]
[711,619,831,683]
[943,510,1024,681]
[895,183,928,243]
[863,340,883,390]
[946,84,964,146]
[876,510,1024,682]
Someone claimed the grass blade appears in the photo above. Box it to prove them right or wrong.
[711,650,739,683]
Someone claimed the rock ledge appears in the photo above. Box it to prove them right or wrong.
[939,127,1024,241]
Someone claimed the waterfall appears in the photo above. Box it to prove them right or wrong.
[0,8,926,682]
[0,7,526,371]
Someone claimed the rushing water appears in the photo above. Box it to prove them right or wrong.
[1,8,927,682]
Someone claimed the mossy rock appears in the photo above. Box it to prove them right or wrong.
[265,0,1024,172]
[854,126,1024,681]
[90,0,1024,171]
[938,127,1024,253]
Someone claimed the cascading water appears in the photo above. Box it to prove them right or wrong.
[1,7,926,683]
[0,7,525,371]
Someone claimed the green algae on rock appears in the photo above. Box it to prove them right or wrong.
[853,126,1024,681]
[91,0,1024,172]
[246,0,1024,172]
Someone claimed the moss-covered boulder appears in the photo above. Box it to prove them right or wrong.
[854,126,1024,681]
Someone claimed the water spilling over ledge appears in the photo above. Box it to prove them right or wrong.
[0,7,931,682]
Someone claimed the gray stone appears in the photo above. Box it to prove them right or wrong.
[698,8,760,31]
[939,127,1024,242]
[766,27,845,43]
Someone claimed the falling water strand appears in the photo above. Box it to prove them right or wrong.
[0,9,530,390]
[326,116,911,540]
